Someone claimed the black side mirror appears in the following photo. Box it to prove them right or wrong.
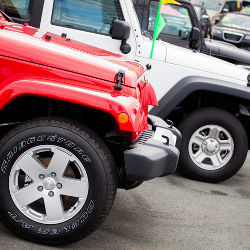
[111,19,131,54]
[190,27,200,42]
[189,27,200,49]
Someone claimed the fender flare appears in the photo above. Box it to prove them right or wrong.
[150,76,250,119]
[0,77,146,132]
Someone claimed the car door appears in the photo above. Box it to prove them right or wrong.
[39,0,137,58]
[134,0,194,48]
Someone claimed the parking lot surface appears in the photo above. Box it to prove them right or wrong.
[0,154,250,250]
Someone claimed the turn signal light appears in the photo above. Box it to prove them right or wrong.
[118,113,129,124]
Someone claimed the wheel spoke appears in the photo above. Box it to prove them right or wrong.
[194,151,206,163]
[44,195,65,221]
[220,141,232,151]
[209,127,220,139]
[47,148,71,177]
[61,178,88,199]
[13,183,42,208]
[192,135,204,146]
[211,154,223,167]
[16,154,45,181]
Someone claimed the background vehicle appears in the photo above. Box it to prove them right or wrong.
[212,12,250,51]
[194,3,211,37]
[0,14,180,244]
[134,0,250,68]
[2,0,250,184]
[241,6,250,14]
[192,0,240,25]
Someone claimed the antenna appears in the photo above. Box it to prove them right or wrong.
[0,0,4,13]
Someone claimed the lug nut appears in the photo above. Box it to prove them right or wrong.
[51,172,56,177]
[39,174,45,180]
[57,183,62,189]
[48,191,54,197]
[216,145,219,148]
[204,142,207,145]
[212,151,215,154]
[37,186,43,192]
[211,139,214,142]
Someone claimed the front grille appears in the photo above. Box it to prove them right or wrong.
[135,129,154,145]
[223,31,243,43]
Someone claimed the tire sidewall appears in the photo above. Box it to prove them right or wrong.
[0,124,110,243]
[179,108,248,182]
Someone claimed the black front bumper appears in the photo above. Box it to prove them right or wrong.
[124,115,181,181]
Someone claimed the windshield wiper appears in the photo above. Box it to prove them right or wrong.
[0,10,13,22]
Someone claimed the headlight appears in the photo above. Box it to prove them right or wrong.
[245,35,250,40]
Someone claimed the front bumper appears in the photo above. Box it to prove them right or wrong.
[124,115,181,181]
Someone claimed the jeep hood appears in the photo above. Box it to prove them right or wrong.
[0,20,144,88]
[164,42,249,83]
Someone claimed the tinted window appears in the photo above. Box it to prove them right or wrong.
[224,1,237,12]
[1,0,31,19]
[149,1,192,39]
[52,0,124,35]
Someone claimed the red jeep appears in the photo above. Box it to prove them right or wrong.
[0,14,180,244]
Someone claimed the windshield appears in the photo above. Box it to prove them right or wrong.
[193,0,223,11]
[1,0,31,19]
[221,13,250,31]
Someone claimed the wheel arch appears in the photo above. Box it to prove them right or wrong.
[150,76,250,148]
[0,95,119,139]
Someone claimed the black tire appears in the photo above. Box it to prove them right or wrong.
[0,118,117,245]
[178,108,248,183]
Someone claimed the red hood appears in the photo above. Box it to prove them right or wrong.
[0,18,145,88]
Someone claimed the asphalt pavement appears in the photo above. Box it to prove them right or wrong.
[0,154,250,250]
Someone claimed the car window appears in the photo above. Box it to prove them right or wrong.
[148,1,192,39]
[51,0,124,36]
[193,0,224,11]
[223,1,237,12]
[1,0,31,19]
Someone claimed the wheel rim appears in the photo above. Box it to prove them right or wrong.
[188,125,234,171]
[9,145,89,224]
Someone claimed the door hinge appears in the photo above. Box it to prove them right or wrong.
[114,70,125,91]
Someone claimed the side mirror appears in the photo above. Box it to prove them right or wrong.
[190,27,200,42]
[189,27,200,50]
[111,19,131,54]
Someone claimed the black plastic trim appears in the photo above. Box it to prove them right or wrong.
[150,76,250,119]
[124,115,180,181]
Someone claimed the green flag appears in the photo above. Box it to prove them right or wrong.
[150,0,181,59]
[155,15,166,39]
[150,0,163,59]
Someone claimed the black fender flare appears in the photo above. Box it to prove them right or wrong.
[150,76,250,119]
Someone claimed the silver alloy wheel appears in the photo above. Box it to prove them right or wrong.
[188,125,234,171]
[9,145,89,224]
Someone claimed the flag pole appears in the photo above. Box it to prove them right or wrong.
[150,0,162,59]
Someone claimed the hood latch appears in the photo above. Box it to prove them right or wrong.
[114,70,125,91]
